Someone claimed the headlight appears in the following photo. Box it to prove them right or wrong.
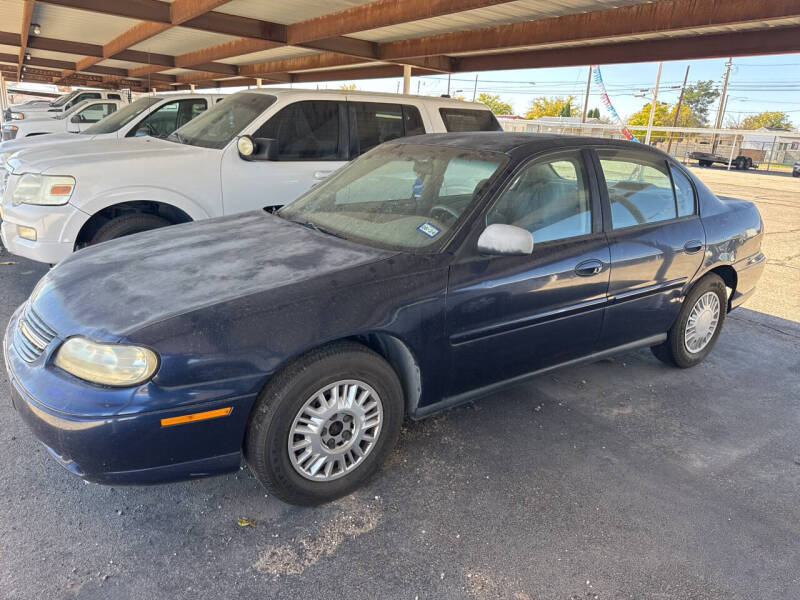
[10,112,24,120]
[54,337,159,387]
[11,173,75,206]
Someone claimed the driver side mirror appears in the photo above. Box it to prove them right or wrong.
[237,136,278,161]
[133,125,151,137]
[477,224,534,256]
[70,115,82,123]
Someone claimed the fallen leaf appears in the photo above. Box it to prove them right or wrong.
[238,517,256,527]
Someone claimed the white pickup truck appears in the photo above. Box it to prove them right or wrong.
[3,89,127,121]
[0,93,225,158]
[1,99,125,141]
[0,88,500,264]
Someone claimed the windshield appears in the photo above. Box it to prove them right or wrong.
[279,144,507,252]
[166,92,275,149]
[50,91,80,108]
[83,96,160,134]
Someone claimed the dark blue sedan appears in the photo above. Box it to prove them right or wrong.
[3,133,765,505]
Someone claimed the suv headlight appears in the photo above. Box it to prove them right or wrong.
[10,112,24,120]
[54,337,159,387]
[11,174,75,206]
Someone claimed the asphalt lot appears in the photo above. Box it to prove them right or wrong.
[1,167,799,599]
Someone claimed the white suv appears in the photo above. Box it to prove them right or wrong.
[0,89,500,264]
[1,99,126,141]
[0,93,225,158]
[3,89,127,121]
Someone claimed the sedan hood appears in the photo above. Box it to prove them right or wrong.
[31,212,394,339]
[9,137,196,174]
[0,132,83,154]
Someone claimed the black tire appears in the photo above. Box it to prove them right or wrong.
[244,341,404,506]
[792,171,799,178]
[90,213,171,245]
[735,157,746,170]
[650,273,727,368]
[745,157,753,169]
[699,160,711,167]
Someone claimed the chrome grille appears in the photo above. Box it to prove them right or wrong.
[13,304,57,362]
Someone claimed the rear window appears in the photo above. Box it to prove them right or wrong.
[439,108,502,132]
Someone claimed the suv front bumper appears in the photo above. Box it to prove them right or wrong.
[0,201,87,264]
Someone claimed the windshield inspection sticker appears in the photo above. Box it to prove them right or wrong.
[417,222,441,238]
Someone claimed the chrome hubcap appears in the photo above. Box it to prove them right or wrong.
[684,291,721,354]
[288,380,383,482]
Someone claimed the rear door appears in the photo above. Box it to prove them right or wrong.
[347,100,427,158]
[592,148,706,349]
[445,148,610,396]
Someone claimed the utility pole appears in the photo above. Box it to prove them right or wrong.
[472,74,478,102]
[446,73,451,96]
[644,61,663,145]
[581,66,592,123]
[711,57,732,153]
[666,65,690,154]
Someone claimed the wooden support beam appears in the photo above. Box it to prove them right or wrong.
[238,53,367,78]
[174,38,282,68]
[170,0,233,26]
[455,26,800,72]
[17,0,35,80]
[287,0,516,44]
[379,0,800,59]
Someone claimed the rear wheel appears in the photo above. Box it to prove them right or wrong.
[651,273,727,368]
[735,157,746,170]
[244,341,403,505]
[89,213,171,245]
[699,160,711,167]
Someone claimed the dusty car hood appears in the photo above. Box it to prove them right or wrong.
[31,211,394,339]
[0,132,86,154]
[8,136,198,174]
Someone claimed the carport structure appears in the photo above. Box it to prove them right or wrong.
[0,0,799,93]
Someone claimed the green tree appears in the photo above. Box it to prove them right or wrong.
[627,101,698,138]
[682,80,720,125]
[587,108,601,119]
[740,111,793,130]
[476,92,513,115]
[524,96,577,119]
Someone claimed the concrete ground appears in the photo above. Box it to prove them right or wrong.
[1,168,798,600]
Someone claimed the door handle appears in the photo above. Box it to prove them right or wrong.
[683,240,703,254]
[575,259,604,277]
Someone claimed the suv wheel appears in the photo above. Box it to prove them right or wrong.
[90,213,171,245]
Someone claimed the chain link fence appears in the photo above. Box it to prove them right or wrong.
[497,118,800,173]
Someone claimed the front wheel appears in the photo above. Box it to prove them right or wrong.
[244,342,403,505]
[651,273,727,368]
[90,213,171,245]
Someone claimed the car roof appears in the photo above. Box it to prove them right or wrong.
[234,87,490,109]
[384,131,673,158]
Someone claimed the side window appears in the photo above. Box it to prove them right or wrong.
[439,108,502,132]
[77,102,117,123]
[176,98,208,128]
[403,105,425,136]
[351,102,405,154]
[487,152,592,243]
[254,101,342,160]
[598,152,677,229]
[107,94,121,100]
[135,100,181,137]
[670,165,696,217]
[75,93,101,104]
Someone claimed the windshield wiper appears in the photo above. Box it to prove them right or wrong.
[289,219,346,240]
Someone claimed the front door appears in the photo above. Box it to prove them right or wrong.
[445,149,610,397]
[593,149,706,349]
[221,100,348,215]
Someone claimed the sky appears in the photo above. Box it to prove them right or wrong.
[12,53,800,128]
[288,53,800,127]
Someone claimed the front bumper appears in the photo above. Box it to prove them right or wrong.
[3,307,257,484]
[0,200,87,264]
